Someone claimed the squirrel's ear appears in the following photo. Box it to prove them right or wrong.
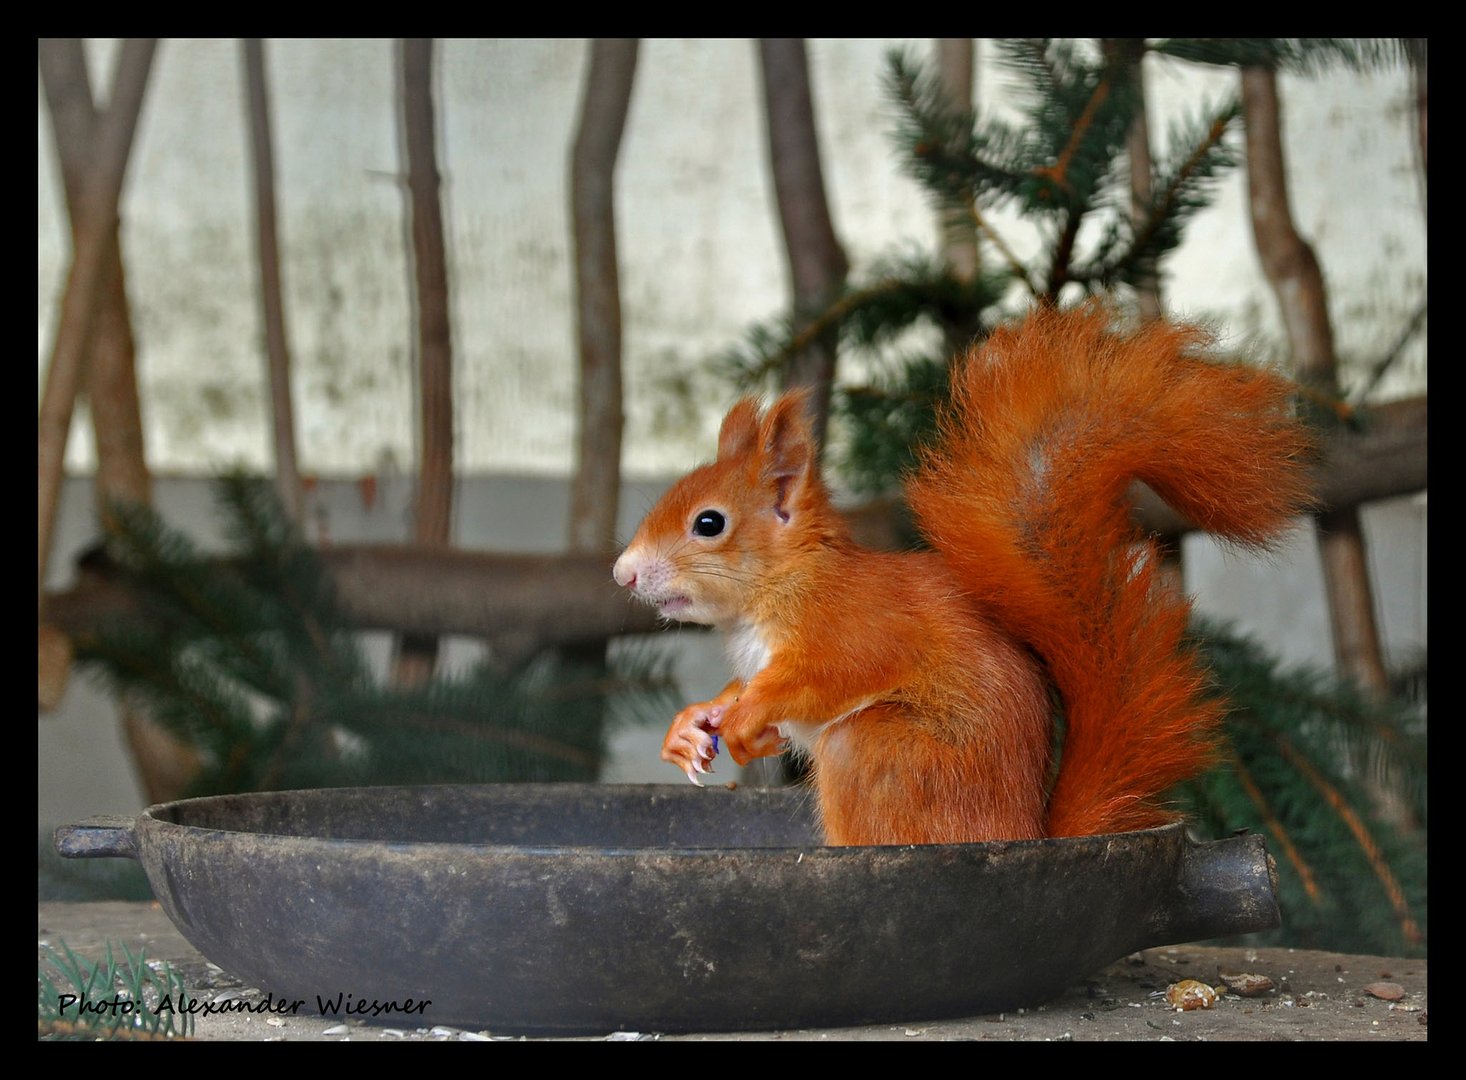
[717,398,762,462]
[761,390,817,523]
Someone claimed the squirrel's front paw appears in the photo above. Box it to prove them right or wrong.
[661,701,724,786]
[717,701,789,766]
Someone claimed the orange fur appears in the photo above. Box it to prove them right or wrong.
[613,306,1313,845]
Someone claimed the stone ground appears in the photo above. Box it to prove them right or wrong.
[38,901,1426,1042]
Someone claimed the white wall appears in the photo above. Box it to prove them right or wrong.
[39,39,1426,478]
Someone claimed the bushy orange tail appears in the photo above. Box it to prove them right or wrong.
[906,307,1314,837]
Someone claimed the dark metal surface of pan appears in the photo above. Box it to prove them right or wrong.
[56,783,1278,1034]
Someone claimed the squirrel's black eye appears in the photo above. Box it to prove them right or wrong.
[692,510,726,538]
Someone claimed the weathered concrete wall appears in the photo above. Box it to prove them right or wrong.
[39,40,1426,479]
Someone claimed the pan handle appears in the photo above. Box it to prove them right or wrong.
[1148,831,1281,945]
[54,815,140,860]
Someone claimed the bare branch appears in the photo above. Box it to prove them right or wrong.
[569,39,637,556]
[241,39,304,522]
[1242,63,1395,699]
[396,38,455,684]
[758,39,849,448]
[38,38,158,608]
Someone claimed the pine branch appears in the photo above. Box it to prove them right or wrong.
[82,630,260,766]
[745,278,912,381]
[889,41,1145,299]
[884,48,1029,210]
[72,478,676,795]
[100,499,301,701]
[1134,102,1239,256]
[835,356,952,495]
[1224,743,1323,904]
[1074,100,1241,291]
[1276,735,1425,948]
[213,474,364,684]
[1152,38,1402,75]
[968,202,1039,296]
[357,700,603,772]
[1180,620,1426,955]
[1047,209,1084,297]
[1352,298,1427,404]
[39,939,195,1040]
[718,257,1003,390]
[1031,63,1114,197]
[1011,39,1137,212]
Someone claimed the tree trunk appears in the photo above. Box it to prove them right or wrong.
[757,39,849,451]
[569,39,637,558]
[38,38,196,803]
[1106,38,1162,320]
[394,38,455,685]
[934,38,979,287]
[39,40,153,522]
[563,40,638,771]
[1241,62,1410,877]
[242,38,304,524]
[1240,65,1390,699]
[38,38,157,608]
[1405,38,1426,216]
[1102,39,1182,593]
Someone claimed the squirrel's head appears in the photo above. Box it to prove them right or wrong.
[613,390,833,627]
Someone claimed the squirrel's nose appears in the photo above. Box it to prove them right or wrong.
[612,551,638,590]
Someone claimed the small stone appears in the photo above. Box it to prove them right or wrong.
[1364,982,1406,1002]
[1217,971,1275,997]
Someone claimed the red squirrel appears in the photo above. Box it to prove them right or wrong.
[613,306,1313,845]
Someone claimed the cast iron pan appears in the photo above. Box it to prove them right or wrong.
[56,783,1278,1034]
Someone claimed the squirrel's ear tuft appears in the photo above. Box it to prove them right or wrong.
[761,390,817,522]
[717,398,762,462]
[762,390,815,478]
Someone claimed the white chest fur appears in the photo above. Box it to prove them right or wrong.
[726,622,772,683]
[724,622,869,755]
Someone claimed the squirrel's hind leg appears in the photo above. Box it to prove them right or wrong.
[810,705,1047,846]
